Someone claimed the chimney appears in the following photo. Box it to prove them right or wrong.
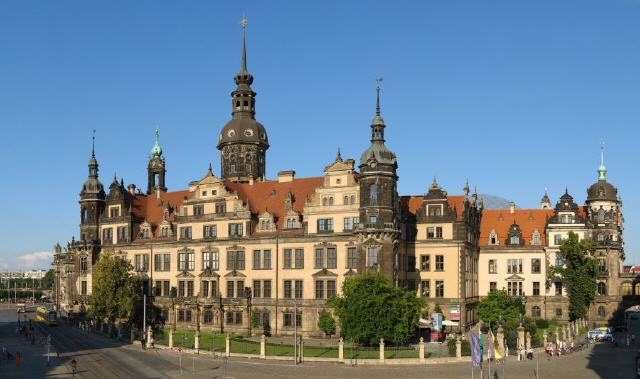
[128,184,136,195]
[509,201,516,214]
[277,170,295,183]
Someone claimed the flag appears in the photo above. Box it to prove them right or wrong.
[488,331,495,359]
[471,333,481,368]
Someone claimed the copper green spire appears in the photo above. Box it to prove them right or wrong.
[150,127,162,157]
[598,141,607,181]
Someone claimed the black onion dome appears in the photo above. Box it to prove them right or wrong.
[587,180,618,202]
[217,118,268,148]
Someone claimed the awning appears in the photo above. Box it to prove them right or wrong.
[442,320,459,326]
[419,318,432,328]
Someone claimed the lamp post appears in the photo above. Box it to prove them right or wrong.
[219,295,224,334]
[244,287,252,337]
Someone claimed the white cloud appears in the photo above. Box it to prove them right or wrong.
[15,251,53,271]
[0,257,9,272]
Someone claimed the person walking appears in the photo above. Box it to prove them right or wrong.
[15,352,21,368]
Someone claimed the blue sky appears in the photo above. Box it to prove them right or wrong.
[0,1,638,270]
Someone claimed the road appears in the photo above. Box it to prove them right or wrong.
[0,303,637,378]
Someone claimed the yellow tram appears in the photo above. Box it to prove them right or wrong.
[35,306,57,326]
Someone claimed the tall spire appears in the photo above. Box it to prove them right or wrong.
[241,14,248,73]
[88,129,98,179]
[91,129,96,158]
[371,78,385,142]
[598,141,607,181]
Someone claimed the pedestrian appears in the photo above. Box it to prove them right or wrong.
[632,334,636,346]
[15,352,20,367]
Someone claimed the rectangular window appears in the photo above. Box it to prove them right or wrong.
[134,254,148,272]
[81,281,87,295]
[263,280,272,298]
[507,259,523,274]
[507,281,522,296]
[226,312,234,324]
[284,313,293,327]
[227,281,234,298]
[178,281,185,297]
[154,254,162,271]
[202,281,209,297]
[427,227,435,239]
[263,250,271,269]
[193,205,204,216]
[555,308,563,318]
[407,255,416,272]
[253,250,261,270]
[228,223,243,237]
[284,249,292,269]
[80,257,88,272]
[227,250,245,270]
[367,247,378,268]
[102,228,112,244]
[211,280,218,297]
[489,282,497,293]
[215,202,226,214]
[110,207,120,218]
[420,255,430,271]
[236,280,244,298]
[327,248,337,269]
[284,280,292,299]
[317,218,334,233]
[253,280,261,298]
[154,281,162,296]
[435,280,444,298]
[531,259,541,274]
[436,227,443,239]
[347,247,358,269]
[533,281,540,296]
[343,217,351,231]
[179,226,192,240]
[435,255,444,271]
[294,280,303,299]
[163,281,170,297]
[117,226,128,243]
[555,282,562,296]
[314,248,324,269]
[203,250,219,270]
[187,281,194,297]
[295,249,304,269]
[315,280,324,299]
[420,280,430,297]
[203,224,217,238]
[327,280,336,298]
[353,217,360,226]
[488,259,497,274]
[554,234,562,245]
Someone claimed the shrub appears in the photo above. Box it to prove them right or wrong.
[535,319,549,329]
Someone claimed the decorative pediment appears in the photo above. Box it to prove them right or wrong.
[198,268,220,278]
[313,268,338,277]
[224,270,246,278]
[505,274,525,281]
[361,238,382,247]
[178,246,195,254]
[344,269,357,277]
[175,271,196,278]
[313,241,337,249]
[226,244,245,251]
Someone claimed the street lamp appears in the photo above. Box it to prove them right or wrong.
[244,287,252,337]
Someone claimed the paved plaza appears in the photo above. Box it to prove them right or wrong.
[0,304,636,378]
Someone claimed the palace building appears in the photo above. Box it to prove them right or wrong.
[53,22,628,335]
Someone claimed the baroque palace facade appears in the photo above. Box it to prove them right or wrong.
[54,23,628,336]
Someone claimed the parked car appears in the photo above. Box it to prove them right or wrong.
[596,332,613,342]
[588,329,603,339]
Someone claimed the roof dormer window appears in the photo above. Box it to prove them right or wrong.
[489,230,498,245]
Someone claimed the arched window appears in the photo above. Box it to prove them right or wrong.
[350,195,356,204]
[344,196,349,205]
[597,282,606,296]
[235,100,240,108]
[597,306,606,318]
[598,208,606,223]
[369,184,378,204]
[531,306,541,318]
[329,197,334,206]
[621,282,632,295]
[322,198,328,206]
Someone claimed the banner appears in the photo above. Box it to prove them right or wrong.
[490,330,503,360]
[471,333,481,368]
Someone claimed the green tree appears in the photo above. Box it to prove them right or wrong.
[329,273,424,345]
[42,269,55,289]
[550,232,598,320]
[251,312,260,329]
[88,253,142,324]
[433,303,442,314]
[318,310,336,337]
[477,290,524,327]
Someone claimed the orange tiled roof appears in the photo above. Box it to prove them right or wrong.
[224,177,324,228]
[400,195,467,220]
[480,208,554,246]
[131,190,190,228]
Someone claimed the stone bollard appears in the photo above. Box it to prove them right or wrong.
[497,325,505,357]
[379,338,385,361]
[419,337,425,362]
[517,324,525,349]
[194,330,200,353]
[543,329,548,346]
[260,334,266,359]
[299,337,304,363]
[225,333,231,357]
[456,336,462,358]
[168,328,174,349]
[146,326,153,349]
[338,338,344,363]
[525,331,531,350]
